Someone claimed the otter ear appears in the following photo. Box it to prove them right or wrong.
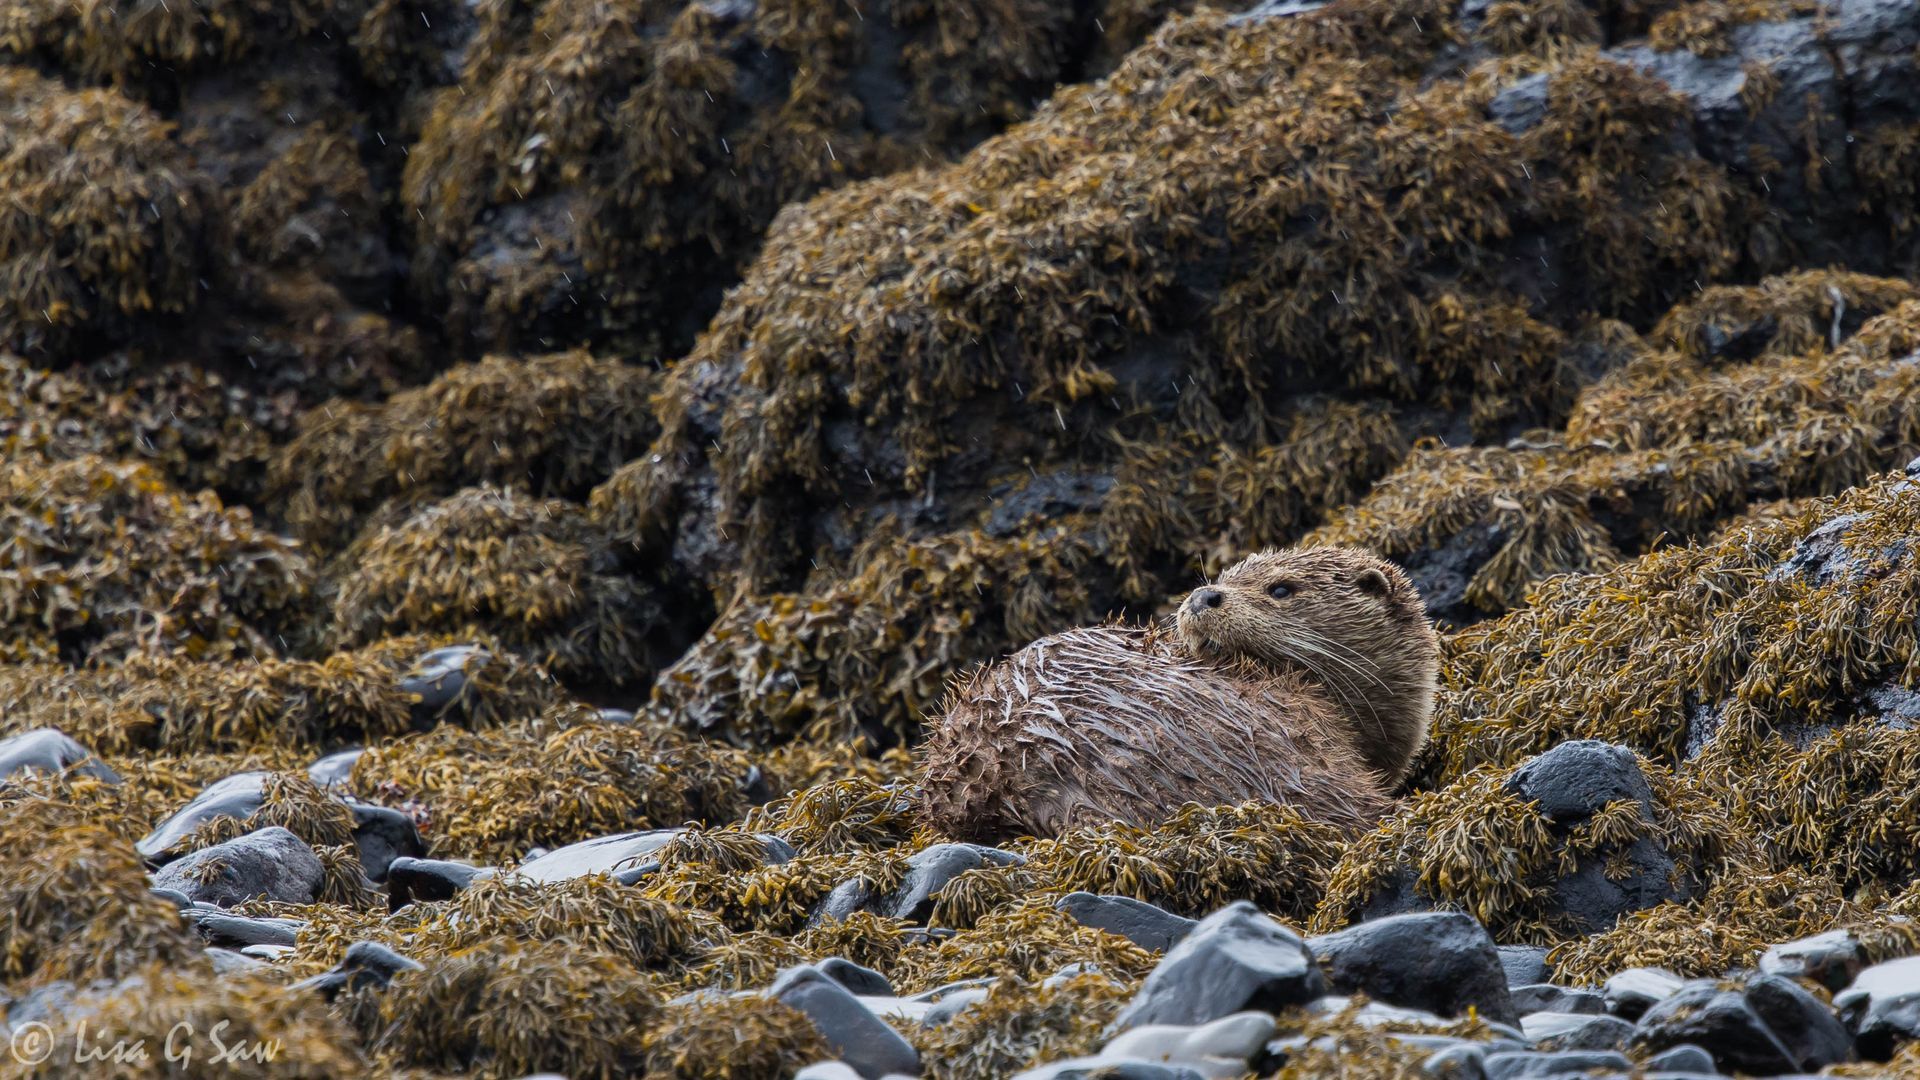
[1354,568,1392,597]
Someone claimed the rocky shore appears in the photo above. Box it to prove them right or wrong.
[5,0,1920,1075]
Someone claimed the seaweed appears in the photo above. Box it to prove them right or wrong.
[910,973,1132,1080]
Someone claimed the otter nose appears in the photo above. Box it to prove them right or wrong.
[1189,587,1224,613]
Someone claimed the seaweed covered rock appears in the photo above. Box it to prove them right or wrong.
[0,455,310,665]
[270,350,662,549]
[326,486,678,686]
[149,824,326,907]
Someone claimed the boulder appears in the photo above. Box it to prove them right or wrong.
[0,728,118,784]
[769,965,920,1080]
[1630,974,1853,1074]
[1113,902,1325,1030]
[149,827,323,907]
[1835,954,1920,1059]
[1309,911,1516,1025]
[1058,893,1197,953]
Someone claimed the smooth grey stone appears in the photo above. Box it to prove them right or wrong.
[204,947,269,976]
[1505,741,1653,824]
[1113,902,1324,1030]
[399,644,489,725]
[387,856,495,909]
[1510,984,1605,1016]
[1835,954,1920,1059]
[291,941,425,1000]
[1059,893,1197,953]
[305,748,362,790]
[0,728,118,784]
[883,843,1022,924]
[1497,945,1551,988]
[189,912,301,948]
[1631,974,1852,1075]
[1519,1011,1634,1051]
[1604,967,1684,1019]
[345,799,423,882]
[818,958,893,997]
[136,770,419,881]
[1483,1050,1631,1078]
[148,887,191,909]
[1761,929,1871,992]
[1310,911,1516,1025]
[1643,1044,1718,1074]
[150,827,323,907]
[1422,1043,1489,1079]
[793,1065,866,1080]
[770,965,920,1079]
[515,829,684,882]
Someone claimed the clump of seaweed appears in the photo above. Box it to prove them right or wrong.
[639,995,831,1080]
[325,486,664,685]
[910,973,1132,1080]
[890,901,1158,993]
[350,714,757,863]
[0,793,203,988]
[172,770,359,856]
[270,351,661,550]
[0,454,311,666]
[0,69,212,359]
[346,939,662,1079]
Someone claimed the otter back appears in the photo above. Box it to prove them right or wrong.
[917,625,1395,843]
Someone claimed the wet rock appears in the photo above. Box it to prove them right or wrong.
[305,748,362,790]
[205,947,270,976]
[818,958,894,997]
[1497,945,1552,988]
[291,941,425,1001]
[0,728,119,784]
[1099,1011,1277,1078]
[348,800,424,882]
[1113,901,1325,1030]
[1760,928,1873,992]
[1510,985,1606,1016]
[1643,1043,1717,1074]
[919,987,991,1027]
[399,644,490,727]
[1519,1011,1634,1052]
[1058,893,1197,953]
[136,770,419,879]
[1630,974,1852,1074]
[1505,741,1654,824]
[188,912,302,949]
[148,887,191,909]
[1310,911,1516,1025]
[883,843,1023,923]
[769,965,921,1080]
[1835,954,1920,1059]
[1482,1050,1631,1078]
[516,827,792,883]
[1421,1042,1490,1079]
[387,856,496,909]
[1604,967,1686,1020]
[150,827,323,908]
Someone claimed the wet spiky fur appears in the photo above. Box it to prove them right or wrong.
[917,547,1438,842]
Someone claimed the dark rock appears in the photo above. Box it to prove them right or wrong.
[1519,1012,1634,1052]
[883,843,1022,924]
[399,644,490,727]
[1486,73,1549,135]
[1482,1050,1631,1078]
[345,799,424,882]
[1760,929,1872,992]
[291,941,425,1001]
[1510,985,1606,1016]
[1643,1044,1718,1074]
[1630,974,1852,1074]
[769,965,921,1080]
[0,728,118,784]
[1057,893,1197,953]
[148,887,191,909]
[1497,945,1551,988]
[387,856,496,909]
[1605,967,1684,1020]
[1113,901,1325,1030]
[817,958,894,997]
[1504,741,1653,825]
[514,829,682,882]
[188,912,302,949]
[149,827,323,907]
[1835,954,1920,1059]
[815,878,878,924]
[1309,912,1516,1025]
[306,748,362,790]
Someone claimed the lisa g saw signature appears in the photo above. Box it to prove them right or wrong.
[9,1019,283,1068]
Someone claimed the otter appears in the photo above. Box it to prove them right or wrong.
[916,546,1439,842]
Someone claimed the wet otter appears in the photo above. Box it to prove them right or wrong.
[917,547,1439,842]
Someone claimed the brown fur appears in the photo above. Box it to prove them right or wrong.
[916,547,1439,842]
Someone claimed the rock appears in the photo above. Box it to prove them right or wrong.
[1310,912,1516,1025]
[794,1065,867,1080]
[305,748,362,790]
[0,728,118,784]
[136,771,420,880]
[1762,929,1873,993]
[595,708,637,725]
[399,643,490,727]
[291,941,425,1001]
[1100,1011,1277,1079]
[149,827,323,907]
[1835,954,1920,1059]
[1604,967,1685,1020]
[148,887,191,909]
[387,856,496,909]
[1643,1043,1718,1074]
[818,958,894,997]
[347,800,424,882]
[515,828,793,883]
[1059,893,1197,953]
[188,912,303,949]
[1497,945,1552,988]
[1630,974,1852,1074]
[1422,1042,1490,1079]
[883,843,1023,923]
[1482,1050,1631,1078]
[1506,741,1655,825]
[769,965,921,1080]
[920,988,991,1027]
[204,948,269,976]
[1114,902,1325,1030]
[1510,985,1606,1016]
[1518,1012,1634,1052]
[1012,1061,1209,1080]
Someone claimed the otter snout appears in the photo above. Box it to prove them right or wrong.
[1187,587,1224,614]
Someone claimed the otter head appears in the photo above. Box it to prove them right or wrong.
[1175,546,1439,787]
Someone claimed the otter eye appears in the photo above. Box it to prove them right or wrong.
[1268,582,1295,600]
